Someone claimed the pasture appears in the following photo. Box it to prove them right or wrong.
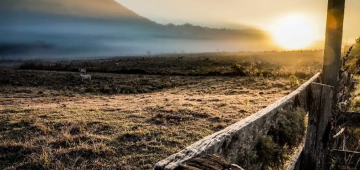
[0,51,324,169]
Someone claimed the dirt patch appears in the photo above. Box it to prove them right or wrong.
[0,109,32,114]
[0,145,36,167]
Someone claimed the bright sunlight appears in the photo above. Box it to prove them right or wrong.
[271,14,316,50]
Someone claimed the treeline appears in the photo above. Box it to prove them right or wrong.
[0,58,23,63]
[160,23,267,40]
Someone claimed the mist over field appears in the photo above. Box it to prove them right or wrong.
[0,0,273,59]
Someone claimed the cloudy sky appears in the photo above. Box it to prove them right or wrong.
[117,0,360,44]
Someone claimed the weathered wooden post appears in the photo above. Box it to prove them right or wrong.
[322,0,346,88]
[301,0,346,170]
[302,83,334,170]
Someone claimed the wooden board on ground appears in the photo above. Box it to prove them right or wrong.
[178,154,244,170]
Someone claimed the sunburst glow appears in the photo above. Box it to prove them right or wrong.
[271,14,316,50]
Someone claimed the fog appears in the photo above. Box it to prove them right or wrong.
[0,11,272,59]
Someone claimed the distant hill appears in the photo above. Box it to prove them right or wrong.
[0,0,149,20]
[0,0,272,58]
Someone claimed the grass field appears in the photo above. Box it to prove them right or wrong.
[17,51,323,78]
[0,51,323,169]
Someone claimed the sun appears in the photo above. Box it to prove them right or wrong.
[271,14,316,50]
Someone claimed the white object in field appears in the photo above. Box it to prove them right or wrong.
[115,63,119,66]
[79,68,86,73]
[80,74,91,81]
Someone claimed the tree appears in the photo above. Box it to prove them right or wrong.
[356,37,360,44]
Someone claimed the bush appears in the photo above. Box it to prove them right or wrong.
[256,136,287,169]
[253,108,306,169]
[232,63,247,76]
[85,86,96,93]
[289,75,299,88]
[121,86,138,94]
[295,72,309,79]
[276,107,306,147]
[19,62,42,70]
[99,84,112,94]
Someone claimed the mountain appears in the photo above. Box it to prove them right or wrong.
[0,0,272,59]
[0,0,148,20]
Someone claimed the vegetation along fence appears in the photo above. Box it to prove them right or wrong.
[154,44,358,170]
[155,73,321,170]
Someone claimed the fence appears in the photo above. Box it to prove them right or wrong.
[155,73,323,170]
[154,44,360,170]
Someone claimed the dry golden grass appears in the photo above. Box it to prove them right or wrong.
[0,51,326,169]
[0,74,294,169]
[17,51,323,78]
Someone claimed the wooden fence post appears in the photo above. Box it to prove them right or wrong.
[322,0,346,88]
[301,83,333,170]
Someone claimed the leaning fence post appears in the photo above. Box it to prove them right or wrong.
[301,83,333,170]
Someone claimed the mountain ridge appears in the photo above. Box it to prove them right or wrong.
[0,0,273,58]
[0,0,267,34]
[0,0,148,20]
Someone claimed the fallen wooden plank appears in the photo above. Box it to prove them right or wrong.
[177,154,244,170]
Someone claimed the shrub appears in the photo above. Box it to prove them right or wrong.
[19,62,42,70]
[289,75,299,88]
[232,63,247,76]
[85,86,96,93]
[253,108,306,169]
[295,72,309,79]
[261,71,272,77]
[256,136,287,169]
[122,86,138,94]
[99,84,112,94]
[276,107,306,147]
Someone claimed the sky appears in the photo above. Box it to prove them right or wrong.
[116,0,360,45]
[1,0,359,57]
